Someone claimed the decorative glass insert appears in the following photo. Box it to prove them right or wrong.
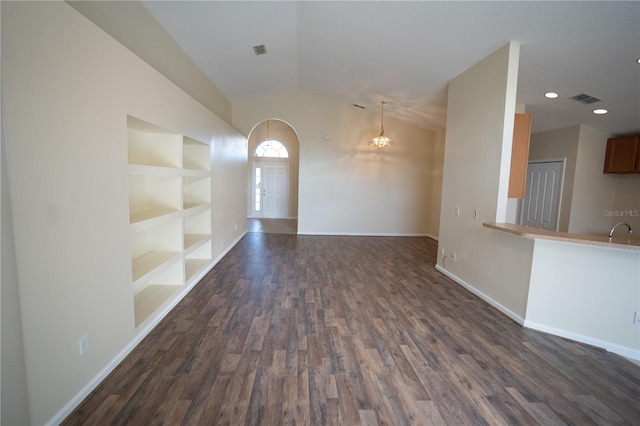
[254,167,261,212]
[254,140,289,158]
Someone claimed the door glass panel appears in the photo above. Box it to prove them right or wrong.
[254,167,261,212]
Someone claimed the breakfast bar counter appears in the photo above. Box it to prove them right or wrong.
[483,222,640,251]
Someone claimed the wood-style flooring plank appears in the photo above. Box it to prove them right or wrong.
[64,234,640,425]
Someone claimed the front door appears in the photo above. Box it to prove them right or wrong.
[520,160,564,231]
[253,163,288,219]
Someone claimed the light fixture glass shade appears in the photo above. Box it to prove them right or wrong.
[370,133,393,148]
[370,100,394,149]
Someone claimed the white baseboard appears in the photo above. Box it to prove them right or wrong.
[523,320,640,361]
[247,216,298,220]
[297,231,434,237]
[434,265,640,362]
[435,264,525,325]
[48,230,248,425]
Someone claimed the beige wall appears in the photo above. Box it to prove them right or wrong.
[2,3,247,423]
[247,120,300,218]
[233,91,441,237]
[569,125,618,236]
[67,0,232,125]
[612,175,640,240]
[1,89,32,425]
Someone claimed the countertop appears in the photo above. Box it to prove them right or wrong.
[483,222,640,252]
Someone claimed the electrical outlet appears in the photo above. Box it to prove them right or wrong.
[634,311,640,325]
[473,210,478,219]
[79,335,89,356]
[455,207,460,216]
[452,252,457,261]
[441,247,445,255]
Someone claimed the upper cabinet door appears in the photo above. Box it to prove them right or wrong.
[603,135,639,174]
[508,113,533,198]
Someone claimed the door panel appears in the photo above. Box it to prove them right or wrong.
[521,161,563,231]
[262,164,288,219]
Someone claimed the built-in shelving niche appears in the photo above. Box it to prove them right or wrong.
[127,116,212,327]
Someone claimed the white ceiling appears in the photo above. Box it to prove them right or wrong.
[143,1,640,135]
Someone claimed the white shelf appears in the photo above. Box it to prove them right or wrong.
[127,117,182,168]
[183,202,210,216]
[185,259,210,283]
[134,284,182,327]
[132,251,182,285]
[130,207,180,225]
[184,233,210,252]
[184,175,211,209]
[184,209,211,235]
[182,168,210,177]
[128,164,181,176]
[183,137,211,172]
[127,116,213,328]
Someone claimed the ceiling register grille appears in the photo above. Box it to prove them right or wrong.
[253,44,267,55]
[570,93,602,104]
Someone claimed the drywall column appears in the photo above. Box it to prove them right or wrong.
[437,42,534,322]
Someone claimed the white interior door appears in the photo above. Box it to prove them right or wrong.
[521,160,564,231]
[260,163,288,219]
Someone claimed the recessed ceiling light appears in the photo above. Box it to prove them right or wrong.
[637,58,640,64]
[593,108,608,115]
[544,92,559,99]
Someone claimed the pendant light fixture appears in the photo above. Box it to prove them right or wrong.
[265,119,272,148]
[262,120,273,148]
[370,100,393,149]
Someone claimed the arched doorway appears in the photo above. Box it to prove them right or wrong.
[246,119,300,234]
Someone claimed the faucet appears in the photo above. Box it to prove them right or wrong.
[609,222,633,238]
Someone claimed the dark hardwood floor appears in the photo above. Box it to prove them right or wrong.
[64,234,640,425]
[247,218,298,234]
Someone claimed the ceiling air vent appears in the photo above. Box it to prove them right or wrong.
[253,44,267,56]
[570,93,601,104]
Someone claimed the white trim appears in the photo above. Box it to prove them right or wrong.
[297,231,435,237]
[524,320,640,361]
[435,264,640,361]
[251,163,263,218]
[435,265,526,325]
[247,215,298,220]
[47,231,248,426]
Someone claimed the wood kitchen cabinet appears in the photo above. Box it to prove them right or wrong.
[508,113,532,198]
[603,135,640,174]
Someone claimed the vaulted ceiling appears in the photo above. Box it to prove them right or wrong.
[142,1,640,135]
